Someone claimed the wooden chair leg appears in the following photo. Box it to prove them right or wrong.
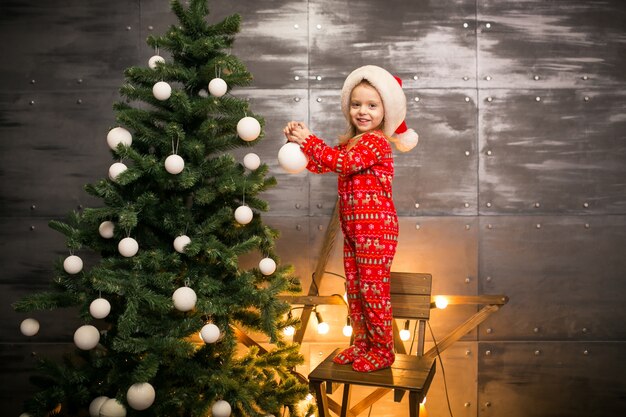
[311,381,331,417]
[340,384,352,417]
[409,391,418,417]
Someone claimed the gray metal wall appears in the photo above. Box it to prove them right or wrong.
[1,0,625,416]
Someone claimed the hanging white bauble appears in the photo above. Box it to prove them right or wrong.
[74,325,100,350]
[99,398,127,417]
[237,116,261,142]
[118,237,139,257]
[152,81,172,101]
[208,77,228,97]
[234,205,253,225]
[126,382,156,411]
[200,323,221,343]
[89,396,110,417]
[148,55,165,69]
[172,287,197,312]
[108,162,128,182]
[212,400,232,417]
[278,143,308,174]
[99,221,115,239]
[173,235,191,253]
[243,153,261,170]
[165,154,185,174]
[63,255,84,274]
[20,318,40,336]
[90,298,111,319]
[259,257,277,276]
[106,127,132,150]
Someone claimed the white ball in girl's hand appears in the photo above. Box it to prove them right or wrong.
[173,235,191,253]
[108,162,128,182]
[208,77,228,97]
[90,298,111,319]
[20,318,40,336]
[118,237,139,257]
[278,142,308,174]
[258,257,277,275]
[148,55,165,69]
[165,154,185,174]
[237,116,261,142]
[74,325,100,350]
[211,400,232,417]
[99,221,115,239]
[126,382,156,410]
[89,396,109,417]
[152,81,172,101]
[200,323,221,343]
[234,205,253,225]
[64,255,83,274]
[243,153,261,170]
[99,398,127,417]
[172,287,197,312]
[106,127,132,150]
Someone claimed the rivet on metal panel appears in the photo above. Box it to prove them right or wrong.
[294,75,300,81]
[415,224,420,230]
[29,100,35,105]
[30,205,36,210]
[413,75,419,80]
[77,78,83,84]
[486,202,492,208]
[296,224,302,231]
[465,277,471,284]
[485,75,492,81]
[485,401,492,407]
[535,96,542,102]
[465,150,470,156]
[536,223,541,229]
[583,202,589,208]
[318,225,323,231]
[414,97,420,102]
[415,203,420,208]
[485,350,491,356]
[582,327,588,333]
[464,402,471,408]
[533,75,540,81]
[464,97,470,102]
[463,76,469,81]
[463,22,469,28]
[533,327,540,333]
[76,99,83,104]
[486,96,493,102]
[295,203,301,209]
[486,327,492,334]
[582,75,589,80]
[31,351,37,357]
[316,98,322,103]
[465,224,471,230]
[486,150,492,156]
[486,276,492,282]
[294,97,300,102]
[534,349,541,356]
[485,23,492,29]
[30,225,35,231]
[583,349,589,355]
[294,24,299,29]
[317,203,323,209]
[30,79,36,84]
[534,202,541,208]
[465,350,471,356]
[464,202,470,208]
[319,351,324,355]
[148,25,154,31]
[316,24,322,30]
[78,205,83,210]
[584,96,590,102]
[316,75,322,81]
[584,223,590,229]
[487,224,493,229]
[126,26,132,31]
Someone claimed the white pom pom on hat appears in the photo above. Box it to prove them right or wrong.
[341,65,418,152]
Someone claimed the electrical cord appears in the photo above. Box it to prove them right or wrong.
[427,320,455,417]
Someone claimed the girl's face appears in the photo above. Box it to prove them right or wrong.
[349,83,384,134]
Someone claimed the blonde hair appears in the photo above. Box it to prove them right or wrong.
[339,80,390,145]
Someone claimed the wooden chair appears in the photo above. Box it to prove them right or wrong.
[308,272,435,417]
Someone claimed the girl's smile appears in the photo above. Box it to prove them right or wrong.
[349,83,384,134]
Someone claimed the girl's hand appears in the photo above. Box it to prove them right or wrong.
[283,121,311,145]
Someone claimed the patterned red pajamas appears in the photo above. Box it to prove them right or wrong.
[301,130,398,372]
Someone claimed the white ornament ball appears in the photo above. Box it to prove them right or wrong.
[173,235,191,253]
[106,127,132,150]
[89,396,110,417]
[63,255,84,274]
[259,257,277,276]
[234,205,253,225]
[74,325,100,350]
[278,142,308,174]
[108,162,128,182]
[212,400,232,417]
[200,323,221,343]
[148,55,165,69]
[243,153,261,170]
[237,116,261,142]
[208,77,228,97]
[118,237,139,257]
[99,221,115,239]
[20,318,40,336]
[90,298,111,319]
[99,398,127,417]
[126,382,156,411]
[165,154,185,174]
[172,287,197,312]
[152,81,172,101]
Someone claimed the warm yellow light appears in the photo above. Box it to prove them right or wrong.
[400,329,411,341]
[283,326,295,336]
[434,295,449,309]
[342,325,353,337]
[317,322,329,335]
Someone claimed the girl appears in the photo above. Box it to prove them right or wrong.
[284,65,418,372]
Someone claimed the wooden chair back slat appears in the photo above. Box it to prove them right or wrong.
[390,272,432,320]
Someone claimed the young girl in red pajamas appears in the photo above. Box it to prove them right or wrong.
[284,65,418,372]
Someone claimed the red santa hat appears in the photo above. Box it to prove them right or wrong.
[341,65,418,152]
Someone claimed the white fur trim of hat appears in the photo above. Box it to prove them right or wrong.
[341,65,418,152]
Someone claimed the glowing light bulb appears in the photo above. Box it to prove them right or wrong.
[342,325,353,337]
[306,393,314,402]
[317,322,330,335]
[400,329,411,341]
[435,295,449,309]
[284,326,295,336]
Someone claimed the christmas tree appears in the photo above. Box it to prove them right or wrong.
[13,1,309,416]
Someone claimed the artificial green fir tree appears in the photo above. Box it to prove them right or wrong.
[14,1,309,416]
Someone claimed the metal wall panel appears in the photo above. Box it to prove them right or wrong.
[477,0,626,89]
[479,88,626,215]
[479,215,626,341]
[478,342,626,417]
